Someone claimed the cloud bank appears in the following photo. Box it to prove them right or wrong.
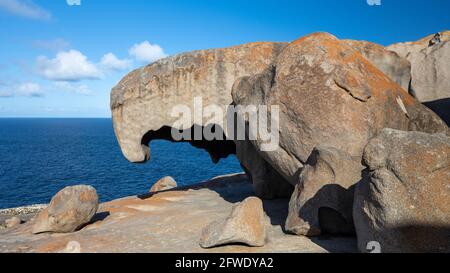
[0,82,43,97]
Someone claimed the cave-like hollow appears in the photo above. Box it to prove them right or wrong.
[140,124,238,164]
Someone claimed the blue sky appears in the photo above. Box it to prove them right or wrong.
[0,0,448,117]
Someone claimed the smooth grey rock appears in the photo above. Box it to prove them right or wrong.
[388,31,450,102]
[149,176,177,192]
[354,129,450,253]
[33,185,99,234]
[200,197,268,248]
[286,146,363,236]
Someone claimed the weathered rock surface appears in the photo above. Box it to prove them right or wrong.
[0,174,357,253]
[111,32,448,201]
[286,146,363,236]
[343,40,411,91]
[232,32,448,237]
[232,32,448,188]
[388,31,450,102]
[354,129,450,253]
[111,41,293,199]
[111,41,287,163]
[33,185,99,234]
[149,176,177,192]
[200,197,267,248]
[5,217,22,228]
[235,141,293,199]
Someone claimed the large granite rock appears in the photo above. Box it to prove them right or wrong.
[200,197,268,248]
[111,41,292,199]
[111,41,287,163]
[111,31,448,207]
[33,185,99,234]
[388,31,450,102]
[285,146,363,236]
[344,40,411,91]
[232,32,448,235]
[232,32,448,187]
[354,129,450,253]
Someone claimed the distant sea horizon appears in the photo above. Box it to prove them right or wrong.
[0,118,242,209]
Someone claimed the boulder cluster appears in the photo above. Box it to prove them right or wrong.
[110,31,449,253]
[28,176,180,235]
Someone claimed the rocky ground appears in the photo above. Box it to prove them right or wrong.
[0,174,356,253]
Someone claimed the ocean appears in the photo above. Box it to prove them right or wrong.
[0,118,242,209]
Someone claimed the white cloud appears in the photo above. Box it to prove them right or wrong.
[0,82,43,97]
[33,38,70,51]
[129,41,167,63]
[36,50,102,81]
[0,91,12,97]
[100,53,132,71]
[52,82,91,95]
[16,82,42,96]
[0,0,51,20]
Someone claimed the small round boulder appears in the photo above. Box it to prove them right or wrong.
[149,176,177,193]
[33,185,99,234]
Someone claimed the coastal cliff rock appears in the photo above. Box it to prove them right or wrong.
[354,129,450,253]
[33,185,99,234]
[149,176,177,193]
[387,31,450,102]
[343,40,411,91]
[200,197,268,248]
[285,146,363,236]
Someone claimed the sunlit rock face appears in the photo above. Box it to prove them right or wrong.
[388,31,450,103]
[111,32,448,201]
[111,41,293,199]
[111,42,287,163]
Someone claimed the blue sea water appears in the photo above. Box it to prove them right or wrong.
[0,118,243,209]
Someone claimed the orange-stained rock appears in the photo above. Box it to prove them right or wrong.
[33,185,98,234]
[343,40,411,91]
[200,197,268,248]
[354,129,450,253]
[149,176,177,193]
[232,32,448,187]
[231,32,448,237]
